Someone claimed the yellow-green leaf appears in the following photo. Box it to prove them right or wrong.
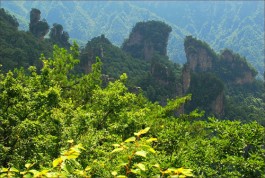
[25,163,34,169]
[53,157,63,167]
[181,169,193,176]
[66,154,78,159]
[9,167,19,172]
[67,139,74,143]
[29,169,39,175]
[125,137,136,143]
[85,166,91,171]
[135,163,146,171]
[153,163,160,168]
[111,171,117,176]
[135,150,147,158]
[112,144,120,147]
[148,147,156,153]
[117,175,127,178]
[111,147,124,153]
[134,127,150,136]
[146,138,157,143]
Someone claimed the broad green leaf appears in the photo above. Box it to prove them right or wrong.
[111,147,124,153]
[135,150,147,158]
[135,163,146,171]
[125,136,136,143]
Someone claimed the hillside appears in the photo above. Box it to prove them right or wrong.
[1,1,264,78]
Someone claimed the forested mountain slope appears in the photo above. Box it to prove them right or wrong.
[0,8,265,177]
[0,8,52,72]
[1,1,264,77]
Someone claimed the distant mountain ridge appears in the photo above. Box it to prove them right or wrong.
[1,1,264,77]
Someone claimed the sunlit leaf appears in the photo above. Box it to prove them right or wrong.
[85,166,91,171]
[53,157,63,167]
[67,139,74,144]
[112,144,120,147]
[25,163,34,169]
[153,163,160,168]
[181,169,193,176]
[125,136,136,143]
[117,175,127,178]
[135,163,146,171]
[146,138,157,143]
[135,150,147,158]
[29,169,39,175]
[111,171,117,176]
[148,147,156,153]
[111,147,124,153]
[9,167,19,172]
[134,127,150,136]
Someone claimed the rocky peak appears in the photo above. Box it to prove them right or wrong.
[122,20,172,60]
[182,36,258,117]
[184,36,216,72]
[218,49,257,85]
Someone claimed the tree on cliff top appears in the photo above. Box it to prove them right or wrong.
[122,20,172,60]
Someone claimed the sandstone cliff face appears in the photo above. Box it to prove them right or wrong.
[143,41,155,61]
[186,48,213,72]
[182,64,191,94]
[125,31,142,46]
[211,91,224,116]
[235,72,254,85]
